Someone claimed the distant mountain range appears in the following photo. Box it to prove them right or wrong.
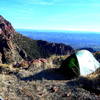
[16,29,100,51]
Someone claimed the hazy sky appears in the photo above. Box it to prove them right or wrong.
[0,0,100,32]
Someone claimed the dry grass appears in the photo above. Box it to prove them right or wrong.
[0,63,14,71]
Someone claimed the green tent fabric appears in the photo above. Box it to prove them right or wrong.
[60,53,80,78]
[60,50,100,78]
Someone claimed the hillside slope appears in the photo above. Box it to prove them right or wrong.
[13,33,74,60]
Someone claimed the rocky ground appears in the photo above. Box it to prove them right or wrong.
[0,56,99,100]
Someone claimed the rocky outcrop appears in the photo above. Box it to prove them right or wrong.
[37,40,74,57]
[0,15,23,63]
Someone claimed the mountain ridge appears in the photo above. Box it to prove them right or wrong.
[0,15,74,63]
[13,32,74,60]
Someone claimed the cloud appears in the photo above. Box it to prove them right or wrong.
[34,1,54,5]
[0,7,8,11]
[11,0,100,6]
[18,0,54,5]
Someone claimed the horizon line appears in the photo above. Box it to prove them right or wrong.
[15,28,100,33]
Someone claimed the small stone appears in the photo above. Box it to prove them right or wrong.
[67,91,72,97]
[62,91,72,97]
[53,86,59,92]
[49,86,59,93]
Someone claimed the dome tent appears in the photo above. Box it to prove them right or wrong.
[60,50,100,78]
[76,50,100,75]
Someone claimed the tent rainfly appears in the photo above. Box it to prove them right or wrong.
[60,50,100,77]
